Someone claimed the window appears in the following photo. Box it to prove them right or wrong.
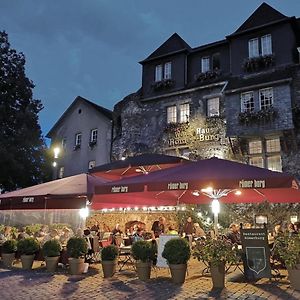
[201,57,210,73]
[248,38,259,58]
[267,155,282,172]
[90,129,98,143]
[207,98,219,117]
[179,103,190,123]
[241,92,254,112]
[259,88,273,110]
[261,34,272,56]
[167,106,177,123]
[266,138,280,153]
[88,160,96,170]
[249,140,262,154]
[61,138,67,150]
[58,166,64,179]
[164,62,172,79]
[249,157,264,168]
[212,53,220,70]
[155,64,163,82]
[75,133,82,146]
[179,148,190,159]
[248,137,282,171]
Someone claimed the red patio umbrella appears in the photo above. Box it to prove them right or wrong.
[90,153,189,180]
[0,173,108,210]
[94,157,300,206]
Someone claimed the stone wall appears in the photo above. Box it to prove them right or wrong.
[86,212,178,233]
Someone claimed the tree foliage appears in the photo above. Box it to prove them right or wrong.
[0,31,51,192]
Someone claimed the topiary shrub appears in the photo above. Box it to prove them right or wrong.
[17,238,40,255]
[162,238,191,264]
[131,240,156,262]
[2,239,18,254]
[42,240,62,257]
[101,245,119,261]
[66,237,88,259]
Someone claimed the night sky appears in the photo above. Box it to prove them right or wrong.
[1,1,299,141]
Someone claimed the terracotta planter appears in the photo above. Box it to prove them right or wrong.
[287,264,300,291]
[210,263,225,289]
[21,254,35,270]
[69,258,85,275]
[45,256,59,273]
[101,260,117,278]
[169,264,187,284]
[136,261,151,281]
[2,253,15,268]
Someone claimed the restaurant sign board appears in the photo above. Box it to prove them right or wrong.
[240,227,271,280]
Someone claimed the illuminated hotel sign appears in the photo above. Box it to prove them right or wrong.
[22,197,34,203]
[111,186,129,193]
[167,182,189,190]
[168,126,220,147]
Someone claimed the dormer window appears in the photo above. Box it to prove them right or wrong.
[261,34,272,56]
[201,57,210,72]
[155,65,163,82]
[249,38,259,58]
[164,62,172,79]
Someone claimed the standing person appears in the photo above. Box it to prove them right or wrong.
[226,223,241,245]
[182,216,194,246]
[151,216,166,238]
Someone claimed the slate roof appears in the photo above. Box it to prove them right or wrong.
[140,33,191,64]
[46,96,112,138]
[225,67,294,92]
[229,2,289,37]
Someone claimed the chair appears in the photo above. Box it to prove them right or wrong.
[118,245,135,272]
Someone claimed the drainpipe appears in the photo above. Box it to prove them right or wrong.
[109,119,114,162]
[297,47,300,63]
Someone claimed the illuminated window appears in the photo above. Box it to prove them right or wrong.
[241,91,254,112]
[180,103,190,123]
[249,141,262,154]
[267,156,282,172]
[207,98,219,117]
[266,138,280,153]
[249,157,264,168]
[167,106,177,123]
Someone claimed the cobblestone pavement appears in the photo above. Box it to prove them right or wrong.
[0,259,299,300]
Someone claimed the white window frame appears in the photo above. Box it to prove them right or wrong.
[75,133,82,146]
[88,160,96,170]
[201,57,210,73]
[249,140,262,154]
[261,34,272,56]
[167,106,177,124]
[266,138,280,153]
[259,87,273,110]
[241,91,254,112]
[58,166,64,179]
[164,62,172,79]
[248,38,259,58]
[207,98,220,117]
[267,155,282,172]
[155,64,163,82]
[90,129,98,143]
[179,103,190,123]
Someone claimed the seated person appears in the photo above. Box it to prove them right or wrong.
[151,217,165,238]
[167,224,178,235]
[193,223,206,240]
[226,223,241,245]
[59,227,73,246]
[112,223,122,236]
[17,227,30,240]
[132,228,144,243]
[0,226,13,242]
[42,229,60,245]
[90,221,100,233]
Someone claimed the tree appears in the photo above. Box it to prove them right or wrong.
[0,31,51,192]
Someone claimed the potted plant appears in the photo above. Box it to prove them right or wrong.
[131,240,155,281]
[42,239,62,273]
[162,238,191,284]
[275,233,300,290]
[193,238,239,289]
[17,237,40,270]
[2,239,17,267]
[101,245,119,278]
[66,237,88,275]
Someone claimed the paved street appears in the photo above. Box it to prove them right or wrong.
[0,259,299,300]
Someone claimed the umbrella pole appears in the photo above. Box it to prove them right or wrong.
[214,212,219,237]
[211,199,220,238]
